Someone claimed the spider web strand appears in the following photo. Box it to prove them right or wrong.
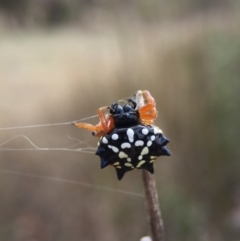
[0,169,144,198]
[0,135,96,154]
[0,115,98,130]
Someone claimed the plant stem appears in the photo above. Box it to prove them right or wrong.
[142,170,164,241]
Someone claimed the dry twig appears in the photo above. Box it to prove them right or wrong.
[142,170,164,241]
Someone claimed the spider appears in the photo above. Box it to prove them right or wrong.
[74,90,157,137]
[74,90,170,180]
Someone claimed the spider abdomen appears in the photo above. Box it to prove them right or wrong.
[96,124,170,180]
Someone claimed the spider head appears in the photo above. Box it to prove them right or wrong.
[109,103,123,115]
[109,102,139,128]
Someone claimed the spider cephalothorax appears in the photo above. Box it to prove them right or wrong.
[74,90,170,180]
[74,90,157,137]
[109,100,139,128]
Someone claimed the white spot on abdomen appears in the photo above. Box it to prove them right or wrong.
[119,151,128,159]
[142,128,149,135]
[137,160,146,168]
[135,140,144,146]
[102,137,108,144]
[141,147,149,155]
[153,128,159,134]
[127,128,134,143]
[121,142,131,149]
[150,156,157,159]
[111,134,119,140]
[150,135,155,141]
[124,163,133,167]
[153,127,163,134]
[147,141,152,147]
[108,145,119,153]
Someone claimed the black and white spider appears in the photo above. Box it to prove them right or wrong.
[74,90,170,180]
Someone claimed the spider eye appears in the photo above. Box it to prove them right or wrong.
[123,104,134,113]
[110,103,123,114]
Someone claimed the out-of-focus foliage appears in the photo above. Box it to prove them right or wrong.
[0,1,240,241]
[0,0,238,26]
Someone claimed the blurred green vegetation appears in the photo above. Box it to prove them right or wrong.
[0,1,240,241]
[0,0,238,26]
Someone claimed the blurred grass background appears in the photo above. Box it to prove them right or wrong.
[0,0,240,241]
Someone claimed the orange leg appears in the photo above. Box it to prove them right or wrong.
[138,90,158,122]
[74,106,115,137]
[138,90,156,112]
[74,121,103,132]
[139,107,157,120]
[141,119,154,125]
[97,107,114,132]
